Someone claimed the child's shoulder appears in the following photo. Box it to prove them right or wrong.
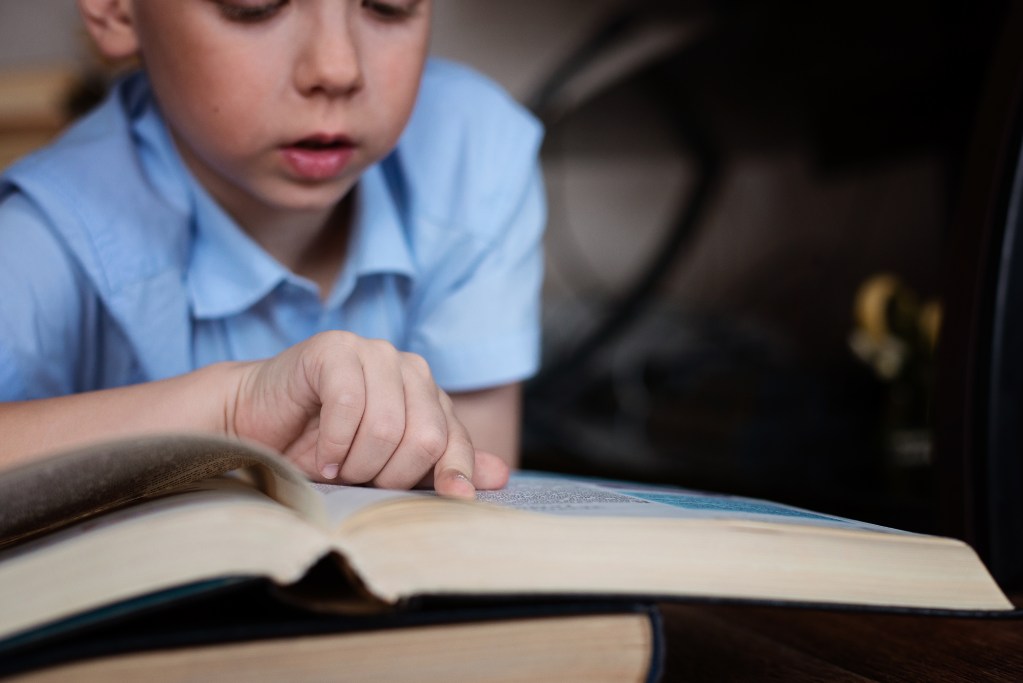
[3,75,140,179]
[0,73,188,295]
[396,59,543,229]
[418,58,523,109]
[413,57,540,140]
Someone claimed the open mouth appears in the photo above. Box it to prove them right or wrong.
[281,135,355,180]
[290,136,351,151]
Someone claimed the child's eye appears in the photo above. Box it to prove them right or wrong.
[214,0,290,23]
[362,0,416,22]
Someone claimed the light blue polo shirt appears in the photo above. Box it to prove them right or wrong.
[0,59,546,399]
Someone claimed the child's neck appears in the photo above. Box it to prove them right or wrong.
[175,135,352,301]
[240,196,352,302]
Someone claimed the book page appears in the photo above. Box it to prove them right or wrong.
[311,473,908,535]
[311,483,418,526]
[475,473,912,534]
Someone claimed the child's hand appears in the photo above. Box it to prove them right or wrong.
[226,332,507,498]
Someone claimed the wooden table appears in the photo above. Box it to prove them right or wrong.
[659,600,1023,681]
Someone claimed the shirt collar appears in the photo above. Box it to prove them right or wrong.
[186,180,287,319]
[130,80,416,320]
[326,162,416,309]
[129,87,283,319]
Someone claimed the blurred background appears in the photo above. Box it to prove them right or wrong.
[0,0,1016,542]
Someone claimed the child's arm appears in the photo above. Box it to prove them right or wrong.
[450,384,523,469]
[0,331,508,498]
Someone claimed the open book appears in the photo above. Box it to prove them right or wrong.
[0,433,1013,650]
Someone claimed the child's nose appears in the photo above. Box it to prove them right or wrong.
[294,15,363,98]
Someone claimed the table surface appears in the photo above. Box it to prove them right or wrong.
[658,598,1023,682]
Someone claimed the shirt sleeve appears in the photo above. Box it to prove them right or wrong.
[0,191,92,399]
[406,163,547,392]
[396,60,548,392]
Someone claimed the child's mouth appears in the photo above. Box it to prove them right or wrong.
[292,136,349,150]
[281,135,354,181]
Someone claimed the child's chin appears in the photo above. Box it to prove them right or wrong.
[270,183,354,213]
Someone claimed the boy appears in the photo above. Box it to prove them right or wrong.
[0,0,546,498]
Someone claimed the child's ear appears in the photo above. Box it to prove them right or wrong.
[77,0,139,60]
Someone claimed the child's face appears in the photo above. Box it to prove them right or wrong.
[124,0,431,225]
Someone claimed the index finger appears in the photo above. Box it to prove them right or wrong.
[432,391,476,499]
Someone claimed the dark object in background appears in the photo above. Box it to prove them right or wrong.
[523,0,1011,538]
[933,0,1023,590]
